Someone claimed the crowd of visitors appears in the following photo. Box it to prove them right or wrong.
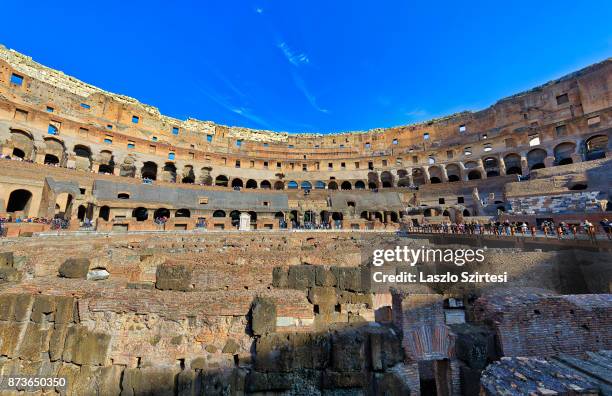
[405,218,611,240]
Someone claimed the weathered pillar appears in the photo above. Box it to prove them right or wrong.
[239,212,251,231]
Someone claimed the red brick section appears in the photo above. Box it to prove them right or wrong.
[472,290,612,357]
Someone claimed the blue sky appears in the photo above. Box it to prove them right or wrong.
[1,1,611,133]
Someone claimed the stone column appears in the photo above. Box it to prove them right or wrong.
[520,156,529,175]
[476,159,487,179]
[544,156,555,168]
[498,155,506,176]
[458,162,468,181]
[239,212,251,231]
[422,167,431,184]
[440,166,449,182]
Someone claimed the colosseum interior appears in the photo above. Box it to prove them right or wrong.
[0,45,611,395]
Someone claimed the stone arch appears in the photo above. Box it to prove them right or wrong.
[463,209,471,217]
[77,205,87,221]
[274,181,285,190]
[181,165,195,183]
[132,207,148,221]
[54,192,74,220]
[73,145,92,171]
[199,167,213,185]
[527,148,547,170]
[246,179,258,189]
[367,172,380,188]
[428,166,443,184]
[213,210,226,218]
[231,178,244,188]
[287,181,298,189]
[584,134,608,161]
[354,180,366,189]
[260,180,271,189]
[341,181,352,190]
[99,206,110,221]
[161,162,177,182]
[380,171,394,188]
[43,137,65,164]
[154,208,170,219]
[176,209,191,218]
[467,169,482,180]
[6,189,33,215]
[412,168,426,186]
[483,157,499,177]
[328,181,338,190]
[503,153,522,175]
[554,142,576,165]
[141,161,158,180]
[9,129,35,160]
[315,181,326,189]
[44,154,60,165]
[446,164,461,182]
[301,181,312,190]
[215,175,229,187]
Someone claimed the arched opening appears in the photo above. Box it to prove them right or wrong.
[99,206,110,221]
[77,205,87,221]
[584,135,608,161]
[504,154,522,175]
[246,179,258,189]
[412,169,426,186]
[260,180,271,189]
[132,207,148,221]
[287,181,298,189]
[328,181,338,190]
[73,145,92,171]
[388,212,399,223]
[462,209,471,217]
[154,208,170,219]
[117,193,130,199]
[231,178,244,189]
[424,208,433,217]
[368,182,377,190]
[162,162,177,183]
[290,210,300,225]
[446,164,461,182]
[331,212,343,221]
[213,210,226,218]
[360,211,369,220]
[12,148,25,159]
[301,181,312,190]
[98,164,114,174]
[249,211,257,224]
[341,181,352,190]
[274,212,285,220]
[354,180,365,189]
[141,161,158,180]
[527,148,547,170]
[229,210,241,227]
[6,189,32,214]
[380,171,394,188]
[430,177,441,184]
[497,206,506,212]
[467,170,482,180]
[315,181,326,189]
[176,209,191,217]
[428,166,443,184]
[483,157,499,177]
[373,212,383,222]
[274,181,285,190]
[181,166,195,183]
[215,175,229,187]
[442,210,450,217]
[44,154,60,165]
[554,142,576,165]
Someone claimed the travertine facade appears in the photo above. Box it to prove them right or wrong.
[0,45,610,233]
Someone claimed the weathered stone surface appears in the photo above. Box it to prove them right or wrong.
[331,330,366,372]
[0,267,19,282]
[0,252,14,267]
[62,325,111,366]
[308,286,338,315]
[272,266,288,288]
[287,265,316,290]
[315,266,337,287]
[450,323,496,370]
[120,367,179,396]
[155,262,193,291]
[58,258,90,279]
[251,297,276,336]
[245,371,294,392]
[222,338,240,354]
[331,267,363,292]
[87,268,110,280]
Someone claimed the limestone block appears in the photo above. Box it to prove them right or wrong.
[322,370,367,389]
[245,371,294,392]
[0,321,27,357]
[308,286,337,315]
[271,267,288,288]
[31,295,56,323]
[58,258,90,279]
[87,268,110,281]
[287,265,316,290]
[54,296,75,324]
[155,262,193,291]
[0,294,15,320]
[0,267,20,282]
[373,370,412,395]
[450,323,496,370]
[315,266,337,287]
[338,291,373,307]
[13,294,34,321]
[49,322,70,361]
[222,338,240,354]
[120,367,179,396]
[251,297,276,336]
[177,369,201,396]
[62,325,111,366]
[331,267,364,292]
[17,322,49,362]
[369,329,403,371]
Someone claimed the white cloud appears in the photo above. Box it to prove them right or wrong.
[278,42,310,67]
[255,7,263,14]
[292,71,329,114]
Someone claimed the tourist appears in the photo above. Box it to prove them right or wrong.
[600,218,611,240]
